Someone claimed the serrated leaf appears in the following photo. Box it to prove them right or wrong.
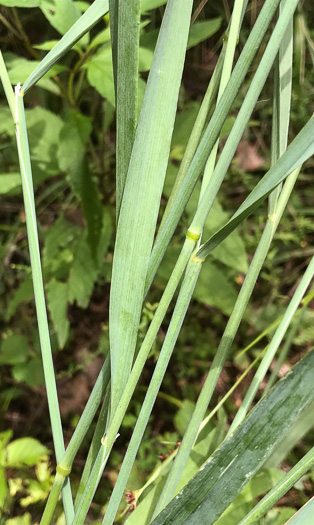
[25,106,63,177]
[5,438,50,467]
[58,110,103,255]
[23,0,110,93]
[0,334,28,365]
[46,279,69,348]
[85,48,115,106]
[68,237,97,308]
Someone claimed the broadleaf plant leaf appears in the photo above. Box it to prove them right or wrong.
[109,0,194,410]
[197,115,314,260]
[22,0,109,93]
[40,0,81,36]
[152,348,314,525]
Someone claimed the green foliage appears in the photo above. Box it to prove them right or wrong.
[0,0,313,523]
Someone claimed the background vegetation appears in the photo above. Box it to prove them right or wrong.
[0,0,313,523]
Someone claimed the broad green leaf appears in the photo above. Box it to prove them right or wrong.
[141,0,167,11]
[194,262,237,315]
[187,18,222,50]
[23,0,109,93]
[110,0,141,217]
[109,0,194,410]
[57,110,103,255]
[68,236,98,308]
[140,18,221,54]
[46,279,70,349]
[57,110,92,176]
[5,53,66,83]
[0,465,7,508]
[174,401,195,436]
[215,469,285,525]
[25,106,63,177]
[12,358,44,387]
[0,430,13,451]
[6,277,34,321]
[5,438,50,467]
[151,348,314,524]
[0,173,21,194]
[264,508,295,524]
[40,0,81,35]
[287,498,314,524]
[0,334,28,365]
[85,47,115,106]
[0,1,38,5]
[6,515,32,525]
[197,115,314,260]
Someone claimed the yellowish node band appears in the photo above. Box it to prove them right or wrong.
[56,464,71,477]
[192,254,205,264]
[186,230,200,241]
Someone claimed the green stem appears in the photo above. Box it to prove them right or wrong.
[158,44,225,234]
[102,257,203,525]
[74,380,111,510]
[238,446,314,525]
[152,6,295,507]
[41,357,111,522]
[146,0,284,290]
[264,304,307,396]
[13,85,74,520]
[228,255,314,435]
[71,239,196,523]
[41,473,66,525]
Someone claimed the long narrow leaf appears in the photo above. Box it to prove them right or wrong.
[145,0,284,290]
[239,446,314,525]
[110,0,141,219]
[151,348,314,525]
[22,0,109,93]
[197,115,314,260]
[109,0,193,411]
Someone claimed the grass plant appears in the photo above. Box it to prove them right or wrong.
[0,0,313,524]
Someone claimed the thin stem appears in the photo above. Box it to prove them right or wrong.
[102,257,203,525]
[158,44,225,234]
[41,357,111,522]
[152,6,295,507]
[264,304,307,396]
[146,0,285,290]
[71,239,196,524]
[13,84,74,520]
[239,446,314,525]
[228,255,314,435]
[74,381,111,510]
[152,0,247,514]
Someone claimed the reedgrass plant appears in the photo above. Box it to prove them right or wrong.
[1,0,313,523]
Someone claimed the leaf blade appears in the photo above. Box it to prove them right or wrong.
[152,348,314,524]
